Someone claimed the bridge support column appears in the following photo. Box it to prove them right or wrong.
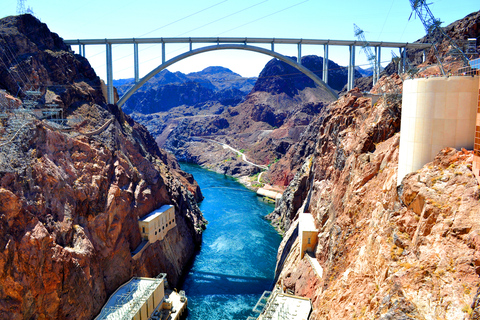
[398,48,404,74]
[78,44,85,57]
[106,42,114,104]
[297,42,302,64]
[348,45,356,91]
[402,47,406,73]
[373,47,378,86]
[134,42,139,83]
[323,44,329,85]
[162,42,166,64]
[376,46,381,84]
[271,42,274,52]
[422,49,426,63]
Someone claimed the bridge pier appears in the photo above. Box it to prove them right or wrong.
[376,46,381,84]
[323,44,329,85]
[78,44,86,57]
[106,42,114,104]
[297,42,302,65]
[347,45,356,91]
[162,42,166,64]
[134,42,139,83]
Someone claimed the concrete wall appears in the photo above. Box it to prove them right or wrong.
[299,213,318,259]
[398,76,480,185]
[473,76,480,183]
[300,231,318,259]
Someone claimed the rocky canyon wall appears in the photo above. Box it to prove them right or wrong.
[0,14,205,319]
[269,73,480,319]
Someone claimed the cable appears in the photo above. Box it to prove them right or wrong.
[377,0,395,40]
[0,34,30,89]
[177,0,269,36]
[82,0,230,61]
[138,0,229,38]
[216,0,309,36]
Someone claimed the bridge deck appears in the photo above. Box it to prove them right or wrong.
[65,37,432,49]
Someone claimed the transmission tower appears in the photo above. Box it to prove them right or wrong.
[408,0,469,66]
[16,0,26,14]
[354,24,380,85]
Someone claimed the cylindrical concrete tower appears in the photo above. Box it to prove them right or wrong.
[397,76,480,185]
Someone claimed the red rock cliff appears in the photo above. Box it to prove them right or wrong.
[0,14,205,319]
[269,73,480,319]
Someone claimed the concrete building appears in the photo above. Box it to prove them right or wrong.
[248,285,312,320]
[138,205,176,243]
[95,274,187,320]
[397,75,480,185]
[299,213,318,259]
[95,276,165,320]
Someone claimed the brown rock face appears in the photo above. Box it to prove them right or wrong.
[0,15,205,320]
[271,73,480,319]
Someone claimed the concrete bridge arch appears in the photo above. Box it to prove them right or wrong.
[116,44,338,108]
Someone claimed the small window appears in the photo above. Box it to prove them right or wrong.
[142,227,145,233]
[307,238,311,244]
[163,226,165,230]
[155,231,157,235]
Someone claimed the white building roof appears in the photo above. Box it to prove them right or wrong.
[299,213,317,233]
[138,204,173,223]
[255,287,312,320]
[95,277,163,320]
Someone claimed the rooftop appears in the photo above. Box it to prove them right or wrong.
[95,276,165,320]
[139,204,173,223]
[251,286,312,320]
[299,213,317,233]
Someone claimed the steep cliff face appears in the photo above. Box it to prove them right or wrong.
[0,14,205,319]
[269,77,480,319]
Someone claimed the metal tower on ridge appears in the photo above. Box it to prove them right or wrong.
[353,24,381,86]
[408,0,469,65]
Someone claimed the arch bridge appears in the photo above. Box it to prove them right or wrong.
[64,37,432,106]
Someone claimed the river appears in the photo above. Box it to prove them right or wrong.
[180,163,282,320]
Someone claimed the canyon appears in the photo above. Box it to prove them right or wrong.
[0,7,479,320]
[0,14,205,319]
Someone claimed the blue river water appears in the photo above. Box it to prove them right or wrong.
[180,163,282,320]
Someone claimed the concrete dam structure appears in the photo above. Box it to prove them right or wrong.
[397,75,480,185]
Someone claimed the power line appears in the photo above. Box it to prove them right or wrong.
[81,0,230,61]
[177,0,269,37]
[216,0,309,36]
[138,0,230,38]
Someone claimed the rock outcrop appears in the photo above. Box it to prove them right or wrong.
[0,14,205,319]
[270,73,480,319]
[267,11,480,315]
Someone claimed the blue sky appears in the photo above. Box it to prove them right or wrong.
[1,0,479,80]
